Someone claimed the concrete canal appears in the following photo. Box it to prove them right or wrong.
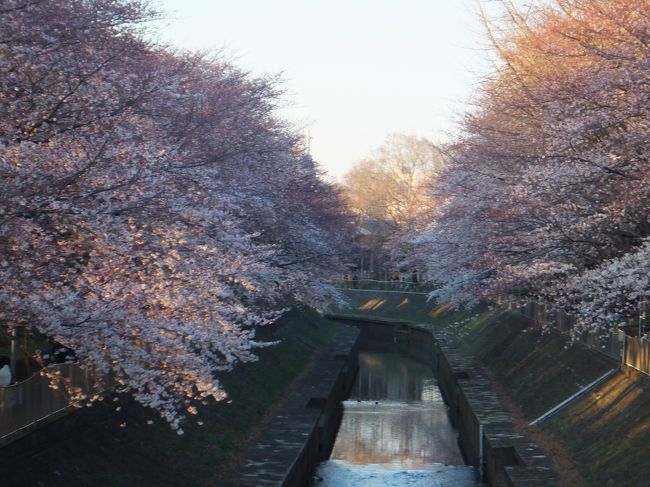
[313,330,484,486]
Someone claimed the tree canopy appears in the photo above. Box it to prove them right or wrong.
[0,0,352,431]
[407,0,650,333]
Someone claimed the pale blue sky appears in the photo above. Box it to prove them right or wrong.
[151,0,503,179]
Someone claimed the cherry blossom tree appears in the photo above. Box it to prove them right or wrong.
[411,0,650,324]
[0,0,352,430]
[554,238,650,336]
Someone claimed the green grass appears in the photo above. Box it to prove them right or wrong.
[1,306,340,487]
[426,300,647,487]
[544,370,650,487]
[453,308,615,418]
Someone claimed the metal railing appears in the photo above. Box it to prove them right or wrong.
[0,361,105,445]
[337,278,433,293]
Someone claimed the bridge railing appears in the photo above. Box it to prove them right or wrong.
[337,279,432,293]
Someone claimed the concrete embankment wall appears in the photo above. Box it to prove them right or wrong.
[326,314,558,487]
[430,327,557,487]
[224,325,359,487]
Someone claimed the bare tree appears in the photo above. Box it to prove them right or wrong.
[343,134,443,228]
[342,134,444,273]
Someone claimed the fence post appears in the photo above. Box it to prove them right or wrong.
[9,326,18,385]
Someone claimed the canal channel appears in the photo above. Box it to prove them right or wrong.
[312,325,485,486]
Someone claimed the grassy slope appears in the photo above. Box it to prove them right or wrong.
[545,369,650,487]
[337,290,650,487]
[451,306,650,486]
[453,308,615,419]
[1,306,340,487]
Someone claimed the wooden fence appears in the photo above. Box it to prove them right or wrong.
[623,336,650,376]
[506,298,650,377]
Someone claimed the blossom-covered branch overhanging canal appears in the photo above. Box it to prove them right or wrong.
[0,0,353,432]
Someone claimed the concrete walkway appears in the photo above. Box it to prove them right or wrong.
[221,326,359,487]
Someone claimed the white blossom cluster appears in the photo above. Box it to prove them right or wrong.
[0,0,352,428]
[401,0,650,331]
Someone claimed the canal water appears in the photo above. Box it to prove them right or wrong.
[313,349,484,486]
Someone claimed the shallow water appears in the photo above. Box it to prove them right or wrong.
[313,351,484,486]
[314,461,482,487]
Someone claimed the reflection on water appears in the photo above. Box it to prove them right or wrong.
[354,352,439,402]
[314,351,484,486]
[330,401,463,467]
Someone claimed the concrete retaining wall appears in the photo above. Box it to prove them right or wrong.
[430,328,557,485]
[223,326,359,487]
